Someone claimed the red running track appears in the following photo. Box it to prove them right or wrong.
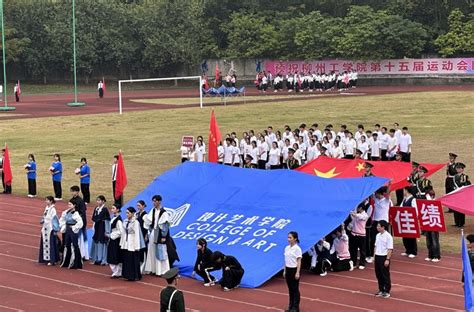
[0,194,464,311]
[0,84,472,120]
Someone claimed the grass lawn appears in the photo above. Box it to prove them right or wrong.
[1,90,473,252]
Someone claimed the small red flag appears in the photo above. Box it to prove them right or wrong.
[17,81,21,95]
[114,152,127,200]
[208,110,221,163]
[215,63,220,84]
[102,77,106,92]
[2,144,13,186]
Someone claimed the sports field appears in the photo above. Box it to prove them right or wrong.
[0,87,473,252]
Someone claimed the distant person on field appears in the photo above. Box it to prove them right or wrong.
[24,154,37,197]
[50,153,62,200]
[14,82,20,102]
[0,84,3,101]
[98,80,104,98]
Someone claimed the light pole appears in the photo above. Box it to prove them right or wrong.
[0,0,16,111]
[67,0,85,107]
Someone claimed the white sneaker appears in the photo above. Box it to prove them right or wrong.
[27,194,34,198]
[424,258,432,261]
[431,258,440,263]
[358,266,365,270]
[54,198,62,201]
[401,252,408,256]
[408,254,416,258]
[366,257,374,263]
[320,271,327,277]
[223,287,231,292]
[349,260,354,271]
[204,281,215,287]
[382,292,391,299]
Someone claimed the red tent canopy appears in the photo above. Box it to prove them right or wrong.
[439,185,474,215]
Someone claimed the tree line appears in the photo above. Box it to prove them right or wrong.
[1,0,472,83]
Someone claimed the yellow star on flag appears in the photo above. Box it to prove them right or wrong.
[356,162,365,172]
[314,167,341,178]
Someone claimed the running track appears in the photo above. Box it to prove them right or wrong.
[0,84,472,120]
[0,195,464,311]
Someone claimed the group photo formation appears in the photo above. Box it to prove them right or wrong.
[0,1,473,312]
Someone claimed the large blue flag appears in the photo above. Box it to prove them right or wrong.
[462,231,474,311]
[122,162,388,288]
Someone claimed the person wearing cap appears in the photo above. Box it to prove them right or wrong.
[160,268,185,312]
[90,195,111,265]
[445,153,458,213]
[354,149,363,160]
[286,148,300,170]
[407,161,420,185]
[363,162,374,177]
[211,251,245,291]
[120,207,143,281]
[243,154,255,169]
[453,163,470,227]
[415,166,433,199]
[400,187,418,258]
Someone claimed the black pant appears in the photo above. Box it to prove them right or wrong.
[331,257,351,272]
[395,189,404,206]
[258,160,266,170]
[196,266,216,283]
[402,238,417,255]
[99,88,104,98]
[381,150,387,161]
[454,211,465,227]
[349,234,366,266]
[371,156,380,161]
[28,179,36,196]
[425,231,441,259]
[2,171,12,193]
[80,183,90,204]
[374,255,391,293]
[344,155,354,159]
[401,152,411,162]
[270,165,280,170]
[15,92,19,102]
[285,267,300,311]
[112,181,123,208]
[53,181,62,198]
[220,268,244,289]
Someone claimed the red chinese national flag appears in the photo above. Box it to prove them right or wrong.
[102,77,106,92]
[215,63,220,82]
[416,200,446,232]
[2,144,13,185]
[389,206,420,238]
[208,110,221,163]
[17,81,21,94]
[296,157,444,190]
[114,152,127,200]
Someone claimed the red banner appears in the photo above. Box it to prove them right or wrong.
[416,200,447,232]
[389,206,420,238]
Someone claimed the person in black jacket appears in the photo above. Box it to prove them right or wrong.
[211,251,244,291]
[192,238,217,286]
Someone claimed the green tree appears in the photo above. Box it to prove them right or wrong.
[435,9,474,56]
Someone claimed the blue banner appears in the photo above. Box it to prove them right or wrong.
[462,233,474,311]
[122,162,388,288]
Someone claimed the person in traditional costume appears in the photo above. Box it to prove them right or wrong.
[120,207,143,281]
[144,195,179,276]
[60,200,83,269]
[38,196,60,265]
[90,195,110,265]
[69,185,89,260]
[107,205,123,278]
[135,200,148,273]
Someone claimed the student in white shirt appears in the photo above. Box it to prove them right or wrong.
[268,142,281,169]
[311,123,323,142]
[195,140,206,162]
[283,231,302,312]
[258,136,269,169]
[180,145,191,163]
[393,123,402,142]
[398,127,412,162]
[306,138,319,161]
[223,138,234,165]
[231,140,240,167]
[367,187,392,263]
[357,135,369,160]
[355,125,367,145]
[217,142,224,164]
[331,140,344,159]
[379,127,389,161]
[344,132,357,159]
[386,129,398,160]
[373,220,393,299]
[370,133,381,161]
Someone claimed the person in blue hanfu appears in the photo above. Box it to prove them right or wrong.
[60,200,84,269]
[38,196,60,266]
[90,195,111,265]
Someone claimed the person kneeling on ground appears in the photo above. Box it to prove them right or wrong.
[327,224,354,274]
[192,238,218,286]
[211,251,244,291]
[308,238,331,276]
[160,268,185,312]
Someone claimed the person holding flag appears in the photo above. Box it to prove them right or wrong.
[1,145,13,194]
[112,153,127,208]
[14,81,21,102]
[208,110,221,163]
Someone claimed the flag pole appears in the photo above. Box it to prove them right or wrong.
[0,0,15,111]
[67,0,85,107]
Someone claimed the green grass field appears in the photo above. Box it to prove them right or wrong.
[1,90,473,252]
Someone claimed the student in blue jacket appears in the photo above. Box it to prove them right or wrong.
[50,154,62,200]
[25,154,37,198]
[77,157,91,204]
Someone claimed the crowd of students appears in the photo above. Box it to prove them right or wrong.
[181,122,414,168]
[254,70,358,93]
